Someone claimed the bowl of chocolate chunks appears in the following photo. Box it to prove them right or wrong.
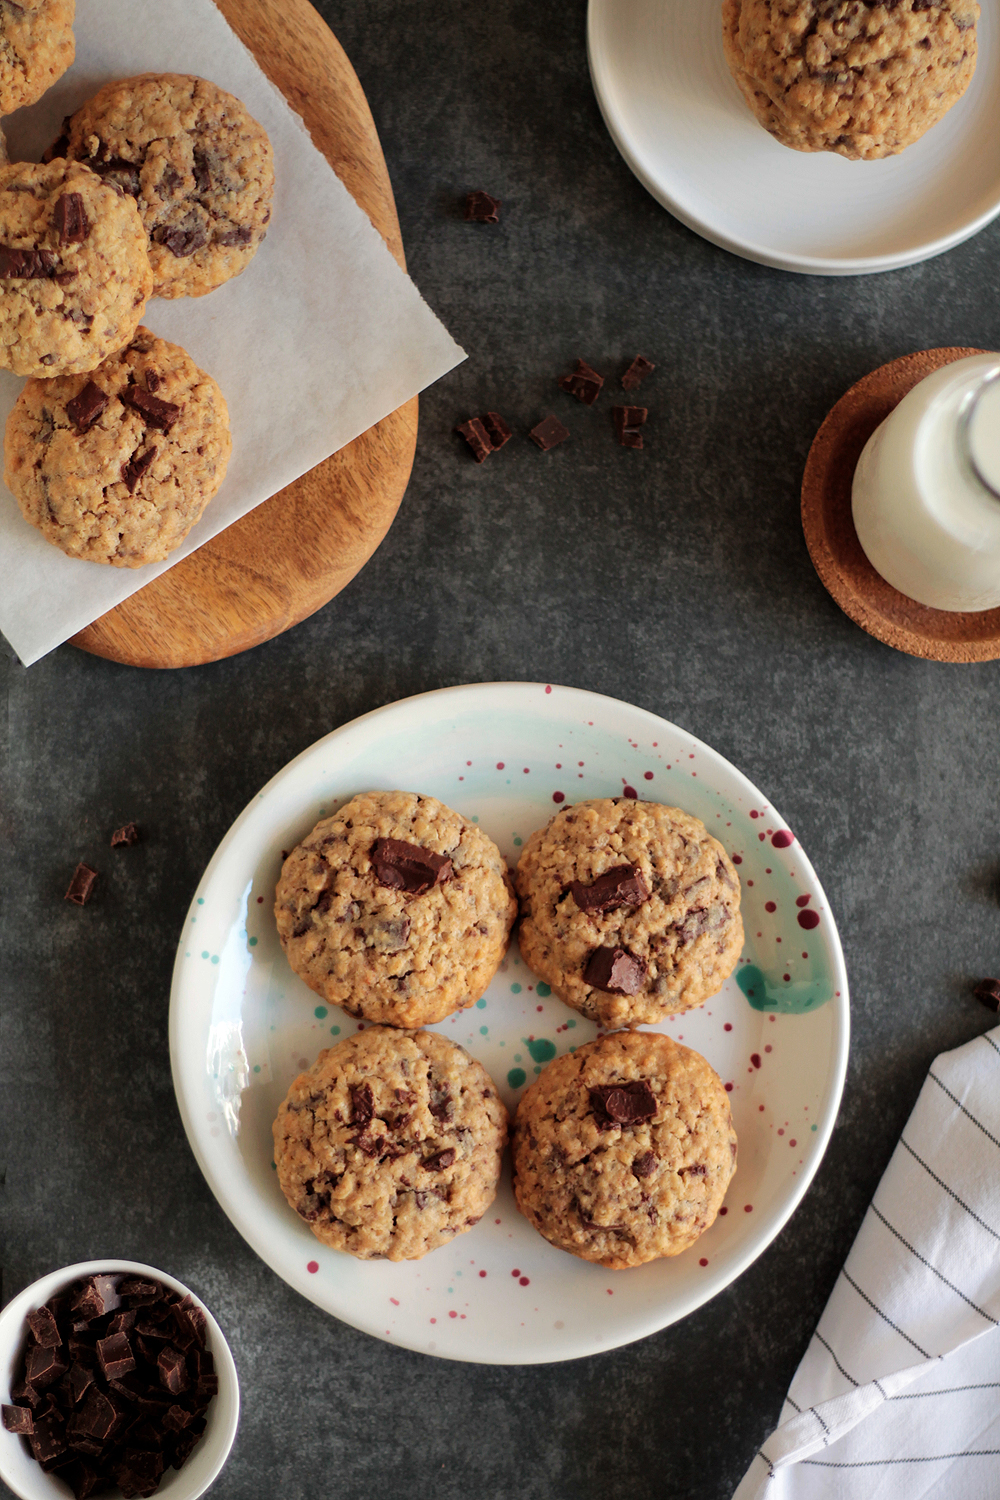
[0,1260,239,1500]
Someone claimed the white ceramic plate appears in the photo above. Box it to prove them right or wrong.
[587,0,1000,275]
[169,683,849,1364]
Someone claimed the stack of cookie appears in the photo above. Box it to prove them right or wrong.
[270,789,742,1270]
[0,3,275,568]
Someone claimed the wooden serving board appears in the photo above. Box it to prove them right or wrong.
[71,0,418,670]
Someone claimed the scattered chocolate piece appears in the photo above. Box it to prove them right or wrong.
[455,416,493,463]
[558,358,604,406]
[612,405,647,449]
[632,1150,658,1178]
[370,837,452,895]
[568,864,650,914]
[973,978,1000,1012]
[0,246,57,279]
[151,224,208,258]
[121,385,182,433]
[621,354,655,391]
[582,944,647,994]
[590,1080,658,1127]
[5,1274,218,1496]
[111,822,141,847]
[528,414,570,452]
[53,192,90,245]
[121,447,157,495]
[481,411,512,449]
[464,190,501,223]
[422,1148,456,1171]
[2,1403,34,1434]
[65,863,98,906]
[66,381,108,436]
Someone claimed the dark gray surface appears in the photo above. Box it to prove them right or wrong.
[3,4,1000,1497]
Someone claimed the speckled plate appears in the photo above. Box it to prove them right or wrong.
[169,683,849,1364]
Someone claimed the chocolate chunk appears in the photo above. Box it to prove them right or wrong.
[121,385,182,433]
[66,382,108,436]
[28,1411,66,1465]
[68,1363,94,1405]
[192,150,211,194]
[53,193,90,245]
[422,1148,456,1171]
[26,1343,68,1386]
[455,417,493,463]
[96,1333,134,1381]
[151,224,208,257]
[156,1347,189,1396]
[464,190,500,222]
[117,1278,161,1304]
[632,1150,657,1178]
[370,837,452,895]
[428,1080,452,1121]
[974,978,1000,1012]
[622,355,655,391]
[558,358,604,406]
[3,1403,34,1434]
[612,404,647,449]
[568,864,651,914]
[0,246,57,278]
[121,447,157,495]
[589,1080,657,1126]
[350,1081,375,1128]
[528,414,569,451]
[111,822,141,847]
[215,224,252,247]
[27,1304,62,1347]
[64,863,98,906]
[144,370,162,393]
[481,411,512,449]
[71,1274,121,1321]
[91,157,140,197]
[73,1387,120,1442]
[583,944,647,994]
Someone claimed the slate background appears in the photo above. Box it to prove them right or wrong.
[3,4,1000,1497]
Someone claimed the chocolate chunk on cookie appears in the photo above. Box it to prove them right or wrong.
[513,1031,736,1268]
[50,73,274,298]
[273,1027,508,1260]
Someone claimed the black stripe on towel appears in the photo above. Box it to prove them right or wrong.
[900,1138,1000,1244]
[841,1270,933,1359]
[869,1204,998,1324]
[929,1070,1000,1151]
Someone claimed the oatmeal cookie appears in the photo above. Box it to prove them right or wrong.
[275,791,517,1029]
[722,0,979,160]
[273,1027,508,1261]
[5,326,231,566]
[0,0,74,115]
[0,159,151,378]
[515,798,743,1030]
[48,72,273,299]
[512,1031,736,1268]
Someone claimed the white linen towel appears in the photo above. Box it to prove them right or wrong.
[734,1024,1000,1500]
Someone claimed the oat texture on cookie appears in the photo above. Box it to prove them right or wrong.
[0,0,75,115]
[49,72,274,298]
[273,1027,509,1261]
[0,159,151,378]
[515,798,743,1029]
[275,791,517,1028]
[5,326,232,566]
[722,0,979,160]
[512,1031,737,1269]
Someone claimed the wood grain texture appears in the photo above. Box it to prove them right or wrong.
[71,0,418,669]
[801,347,1000,663]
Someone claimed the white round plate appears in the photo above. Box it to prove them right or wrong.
[587,0,1000,275]
[169,683,849,1364]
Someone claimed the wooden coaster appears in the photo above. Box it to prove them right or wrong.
[801,347,1000,663]
[70,0,418,670]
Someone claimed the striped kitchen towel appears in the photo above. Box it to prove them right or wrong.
[734,1024,1000,1500]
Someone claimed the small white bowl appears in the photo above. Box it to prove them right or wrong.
[0,1261,240,1500]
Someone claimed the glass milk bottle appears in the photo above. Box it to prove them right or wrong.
[852,353,1000,611]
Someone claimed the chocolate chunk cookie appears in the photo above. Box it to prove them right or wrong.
[275,791,518,1029]
[0,159,151,378]
[0,0,74,115]
[273,1027,509,1261]
[512,1031,736,1268]
[723,0,979,160]
[5,327,231,566]
[48,73,274,298]
[515,799,743,1029]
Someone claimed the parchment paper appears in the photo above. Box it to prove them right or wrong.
[0,0,465,666]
